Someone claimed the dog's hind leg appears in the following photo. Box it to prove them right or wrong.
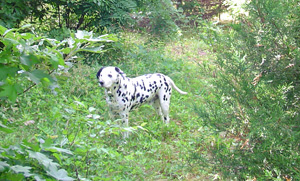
[159,96,171,124]
[158,87,172,124]
[152,97,164,121]
[160,101,170,124]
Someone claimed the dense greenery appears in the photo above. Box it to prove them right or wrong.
[197,0,300,179]
[0,25,116,102]
[1,33,210,179]
[0,0,179,37]
[1,0,300,180]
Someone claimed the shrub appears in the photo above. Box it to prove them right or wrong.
[0,24,115,102]
[132,0,180,39]
[196,0,300,179]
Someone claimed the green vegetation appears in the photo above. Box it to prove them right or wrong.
[1,0,300,180]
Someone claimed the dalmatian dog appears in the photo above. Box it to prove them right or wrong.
[96,66,187,137]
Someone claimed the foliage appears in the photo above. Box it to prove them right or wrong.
[196,0,300,179]
[0,0,137,32]
[0,0,44,28]
[0,131,74,180]
[135,0,180,39]
[0,32,214,179]
[174,0,227,20]
[0,24,115,102]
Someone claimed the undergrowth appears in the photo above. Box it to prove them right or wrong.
[0,31,217,180]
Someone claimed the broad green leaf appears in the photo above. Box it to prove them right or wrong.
[60,47,71,54]
[75,30,92,39]
[77,46,105,53]
[0,83,22,102]
[52,50,65,66]
[2,37,20,47]
[3,28,18,37]
[10,165,33,177]
[22,139,40,152]
[19,24,32,30]
[27,70,54,84]
[28,151,59,169]
[0,161,10,171]
[0,49,14,63]
[46,166,74,181]
[0,25,7,34]
[41,138,72,155]
[20,54,39,69]
[0,65,18,80]
[42,38,59,46]
[5,172,24,180]
[42,138,53,148]
[45,147,73,155]
[21,33,34,40]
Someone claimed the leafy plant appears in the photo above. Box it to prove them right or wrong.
[0,125,74,180]
[196,0,300,179]
[133,0,180,39]
[0,24,116,102]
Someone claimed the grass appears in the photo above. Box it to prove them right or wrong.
[1,31,219,180]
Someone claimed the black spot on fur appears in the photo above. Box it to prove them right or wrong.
[117,89,121,96]
[130,105,137,111]
[139,97,144,103]
[96,67,105,79]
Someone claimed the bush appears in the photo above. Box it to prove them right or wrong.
[132,0,180,39]
[0,24,115,102]
[196,0,300,179]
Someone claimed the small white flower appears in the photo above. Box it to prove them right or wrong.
[275,54,281,60]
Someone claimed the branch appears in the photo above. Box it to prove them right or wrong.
[19,69,57,95]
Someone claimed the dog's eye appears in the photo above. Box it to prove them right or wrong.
[108,74,112,78]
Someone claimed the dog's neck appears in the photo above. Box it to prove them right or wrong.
[106,76,130,96]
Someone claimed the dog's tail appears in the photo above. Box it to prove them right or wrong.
[167,77,188,95]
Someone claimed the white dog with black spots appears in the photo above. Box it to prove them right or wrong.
[96,66,187,138]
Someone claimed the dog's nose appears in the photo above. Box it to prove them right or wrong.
[99,81,104,86]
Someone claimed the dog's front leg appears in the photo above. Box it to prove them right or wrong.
[120,112,129,138]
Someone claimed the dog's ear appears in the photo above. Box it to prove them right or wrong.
[115,67,123,74]
[96,67,105,79]
[115,67,126,75]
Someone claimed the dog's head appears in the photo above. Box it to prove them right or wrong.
[96,66,125,88]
